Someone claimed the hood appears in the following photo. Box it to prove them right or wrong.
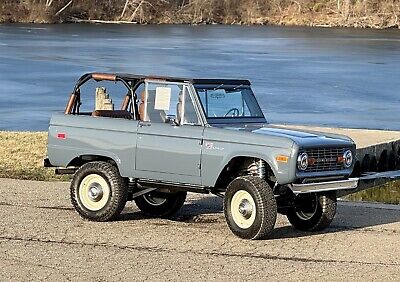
[218,123,354,148]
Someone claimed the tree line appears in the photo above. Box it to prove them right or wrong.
[1,0,399,28]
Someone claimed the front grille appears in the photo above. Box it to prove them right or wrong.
[302,147,348,172]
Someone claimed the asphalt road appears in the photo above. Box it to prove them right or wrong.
[1,178,399,281]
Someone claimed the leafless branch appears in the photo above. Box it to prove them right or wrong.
[55,0,73,16]
[45,0,54,8]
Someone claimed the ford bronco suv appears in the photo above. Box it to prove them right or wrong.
[45,72,369,239]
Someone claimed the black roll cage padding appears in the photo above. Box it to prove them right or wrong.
[73,89,80,114]
[131,79,145,120]
[70,73,140,119]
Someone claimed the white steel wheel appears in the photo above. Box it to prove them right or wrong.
[70,161,128,222]
[143,193,167,206]
[78,174,111,211]
[224,176,277,240]
[230,190,257,229]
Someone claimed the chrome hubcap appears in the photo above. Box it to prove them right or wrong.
[238,199,253,219]
[88,183,103,202]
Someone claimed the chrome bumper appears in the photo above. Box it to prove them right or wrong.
[289,170,400,195]
[289,178,359,194]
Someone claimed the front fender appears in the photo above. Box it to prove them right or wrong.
[200,141,295,187]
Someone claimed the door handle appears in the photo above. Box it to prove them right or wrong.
[139,122,151,127]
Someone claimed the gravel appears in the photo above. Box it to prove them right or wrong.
[1,178,399,281]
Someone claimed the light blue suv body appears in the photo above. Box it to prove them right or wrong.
[46,73,358,195]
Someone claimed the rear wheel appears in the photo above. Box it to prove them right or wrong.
[134,191,187,218]
[286,192,337,231]
[70,161,128,221]
[224,176,277,240]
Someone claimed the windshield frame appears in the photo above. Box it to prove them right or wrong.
[193,83,267,124]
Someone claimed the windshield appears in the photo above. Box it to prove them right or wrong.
[194,84,265,121]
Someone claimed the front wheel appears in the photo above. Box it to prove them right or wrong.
[134,191,187,218]
[224,176,277,240]
[286,192,337,231]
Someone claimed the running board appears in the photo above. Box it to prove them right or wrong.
[130,187,157,199]
[136,179,209,194]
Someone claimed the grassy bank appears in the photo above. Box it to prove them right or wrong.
[0,131,399,204]
[1,0,399,29]
[0,131,67,181]
[346,183,400,205]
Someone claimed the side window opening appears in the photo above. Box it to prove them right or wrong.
[181,87,200,125]
[143,82,200,125]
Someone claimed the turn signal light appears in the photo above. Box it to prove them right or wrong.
[276,155,289,163]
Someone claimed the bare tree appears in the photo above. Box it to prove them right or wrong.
[45,0,54,7]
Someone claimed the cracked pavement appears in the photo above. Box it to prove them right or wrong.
[0,178,399,281]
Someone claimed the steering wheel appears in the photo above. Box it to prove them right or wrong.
[224,108,240,117]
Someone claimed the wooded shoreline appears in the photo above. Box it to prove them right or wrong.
[1,0,399,29]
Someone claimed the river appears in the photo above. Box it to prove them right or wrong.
[0,24,399,131]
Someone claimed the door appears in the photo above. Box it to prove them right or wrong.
[135,81,204,184]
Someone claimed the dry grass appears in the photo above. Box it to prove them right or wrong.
[346,181,400,205]
[0,131,67,181]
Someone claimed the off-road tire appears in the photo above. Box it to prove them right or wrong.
[70,161,128,221]
[224,176,277,240]
[286,192,337,231]
[134,191,187,218]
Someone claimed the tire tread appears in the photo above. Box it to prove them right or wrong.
[134,191,186,218]
[224,176,277,240]
[287,193,336,231]
[70,161,128,222]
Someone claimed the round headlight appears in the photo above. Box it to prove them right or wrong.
[297,152,308,171]
[343,150,353,168]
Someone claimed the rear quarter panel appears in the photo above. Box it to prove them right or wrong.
[47,114,138,177]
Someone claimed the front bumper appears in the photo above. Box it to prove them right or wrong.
[288,170,400,195]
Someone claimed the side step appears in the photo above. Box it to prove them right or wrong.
[136,179,209,194]
[55,167,78,174]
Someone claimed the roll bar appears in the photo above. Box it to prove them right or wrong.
[66,73,138,117]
